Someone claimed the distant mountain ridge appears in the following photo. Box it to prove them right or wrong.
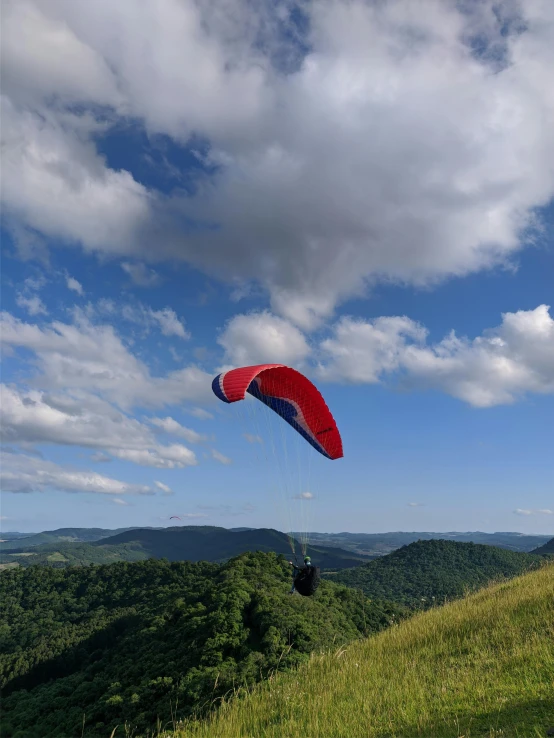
[2,526,374,571]
[300,530,552,555]
[0,527,148,551]
[2,526,549,553]
[0,532,36,542]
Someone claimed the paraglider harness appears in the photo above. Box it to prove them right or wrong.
[289,556,320,596]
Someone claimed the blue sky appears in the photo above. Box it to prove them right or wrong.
[1,0,553,535]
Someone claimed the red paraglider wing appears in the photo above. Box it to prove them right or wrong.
[212,364,343,460]
[212,364,284,402]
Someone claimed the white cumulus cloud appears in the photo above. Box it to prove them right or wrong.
[0,384,198,469]
[107,445,196,469]
[187,407,214,421]
[66,275,84,295]
[319,316,426,383]
[0,311,211,409]
[150,416,208,444]
[1,97,151,257]
[218,311,310,367]
[1,451,155,496]
[514,508,553,516]
[149,308,189,339]
[293,491,314,500]
[94,301,190,340]
[121,262,162,287]
[211,449,232,465]
[5,1,552,322]
[318,305,554,407]
[16,294,48,316]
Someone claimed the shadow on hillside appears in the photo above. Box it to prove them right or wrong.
[1,613,140,696]
[380,696,554,738]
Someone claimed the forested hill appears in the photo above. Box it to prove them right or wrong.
[0,552,405,738]
[2,527,373,570]
[98,526,372,566]
[531,536,554,555]
[325,539,544,607]
[98,525,309,558]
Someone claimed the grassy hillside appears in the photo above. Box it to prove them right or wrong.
[2,527,373,571]
[532,537,554,555]
[179,562,554,738]
[302,530,552,555]
[0,552,405,738]
[324,539,543,606]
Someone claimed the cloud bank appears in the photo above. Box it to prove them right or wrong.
[2,0,553,325]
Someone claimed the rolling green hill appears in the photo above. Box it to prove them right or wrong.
[178,562,554,738]
[532,536,554,555]
[324,539,543,607]
[0,552,405,738]
[2,527,373,571]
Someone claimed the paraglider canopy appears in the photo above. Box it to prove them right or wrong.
[212,364,343,460]
[212,362,343,566]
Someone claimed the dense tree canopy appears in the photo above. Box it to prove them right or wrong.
[0,552,405,738]
[325,540,543,607]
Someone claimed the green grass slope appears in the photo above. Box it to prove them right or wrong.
[324,539,543,606]
[180,562,554,738]
[1,527,373,570]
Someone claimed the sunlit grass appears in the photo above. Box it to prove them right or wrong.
[176,564,554,738]
[46,552,68,562]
